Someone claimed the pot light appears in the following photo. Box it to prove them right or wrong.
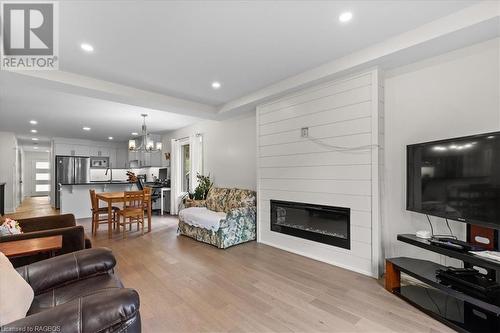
[131,132,138,136]
[33,146,38,150]
[83,126,91,131]
[108,136,114,140]
[32,137,39,141]
[211,81,221,90]
[487,135,495,139]
[29,120,37,125]
[31,129,37,133]
[80,43,94,52]
[339,11,353,23]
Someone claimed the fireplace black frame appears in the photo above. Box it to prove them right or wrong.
[270,200,351,250]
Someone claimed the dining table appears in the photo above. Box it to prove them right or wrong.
[96,191,152,239]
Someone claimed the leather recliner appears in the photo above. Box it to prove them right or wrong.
[1,248,141,332]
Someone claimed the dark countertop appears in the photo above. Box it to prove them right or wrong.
[60,181,133,186]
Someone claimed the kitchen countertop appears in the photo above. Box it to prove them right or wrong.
[60,181,133,185]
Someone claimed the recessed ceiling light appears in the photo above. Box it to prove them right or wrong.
[211,81,221,90]
[83,127,91,131]
[80,43,94,52]
[29,120,37,125]
[45,150,50,153]
[108,136,114,140]
[31,129,37,133]
[131,132,138,136]
[33,146,38,150]
[339,11,353,23]
[31,137,39,141]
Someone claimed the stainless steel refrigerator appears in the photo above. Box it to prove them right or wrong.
[55,156,90,209]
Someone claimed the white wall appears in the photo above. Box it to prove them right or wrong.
[384,38,500,264]
[162,113,257,190]
[0,132,19,213]
[256,70,383,277]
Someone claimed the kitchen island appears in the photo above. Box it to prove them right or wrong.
[60,181,137,219]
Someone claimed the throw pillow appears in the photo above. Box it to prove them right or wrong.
[0,251,34,326]
[0,218,23,236]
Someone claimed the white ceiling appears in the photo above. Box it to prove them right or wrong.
[0,0,482,148]
[59,0,476,106]
[0,82,199,143]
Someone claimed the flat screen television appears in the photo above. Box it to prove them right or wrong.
[407,131,500,230]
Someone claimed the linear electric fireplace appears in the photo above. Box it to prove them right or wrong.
[270,200,350,249]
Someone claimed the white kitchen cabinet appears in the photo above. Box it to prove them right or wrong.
[116,148,129,168]
[150,151,162,167]
[108,148,117,167]
[54,143,90,157]
[90,146,110,157]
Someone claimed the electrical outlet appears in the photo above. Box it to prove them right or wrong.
[301,127,309,138]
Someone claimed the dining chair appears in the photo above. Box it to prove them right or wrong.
[116,191,145,239]
[89,189,120,236]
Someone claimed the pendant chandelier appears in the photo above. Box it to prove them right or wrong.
[128,114,163,152]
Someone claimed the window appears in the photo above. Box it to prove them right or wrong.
[181,144,190,192]
[35,161,49,169]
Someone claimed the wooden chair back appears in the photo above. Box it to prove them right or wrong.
[124,191,145,209]
[89,189,98,211]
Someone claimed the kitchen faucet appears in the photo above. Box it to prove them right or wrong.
[105,163,113,182]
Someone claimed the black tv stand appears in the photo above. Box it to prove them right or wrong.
[428,236,476,251]
[386,233,500,333]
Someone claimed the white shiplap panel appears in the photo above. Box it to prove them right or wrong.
[259,190,371,212]
[259,85,372,124]
[259,150,371,168]
[259,164,371,180]
[260,133,372,157]
[259,101,371,136]
[259,117,372,146]
[352,225,372,244]
[259,74,372,114]
[259,178,371,196]
[256,69,381,277]
[258,232,373,275]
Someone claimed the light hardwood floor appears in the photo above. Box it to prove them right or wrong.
[76,215,453,333]
[5,196,59,220]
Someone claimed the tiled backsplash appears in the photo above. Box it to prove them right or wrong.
[90,167,161,182]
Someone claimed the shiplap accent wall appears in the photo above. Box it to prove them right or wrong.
[256,69,383,277]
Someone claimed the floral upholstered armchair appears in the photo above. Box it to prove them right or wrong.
[178,187,256,249]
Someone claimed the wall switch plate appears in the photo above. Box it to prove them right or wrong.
[301,127,309,138]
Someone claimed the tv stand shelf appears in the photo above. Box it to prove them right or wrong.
[387,257,500,315]
[398,234,500,271]
[386,233,500,332]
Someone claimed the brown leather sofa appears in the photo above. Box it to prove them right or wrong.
[0,214,91,267]
[1,248,141,332]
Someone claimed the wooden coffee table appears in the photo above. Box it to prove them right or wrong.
[0,235,63,258]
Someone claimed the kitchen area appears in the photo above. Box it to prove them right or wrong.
[52,136,170,219]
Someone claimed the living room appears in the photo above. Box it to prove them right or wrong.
[1,1,500,332]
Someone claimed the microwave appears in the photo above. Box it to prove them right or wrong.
[90,157,109,168]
